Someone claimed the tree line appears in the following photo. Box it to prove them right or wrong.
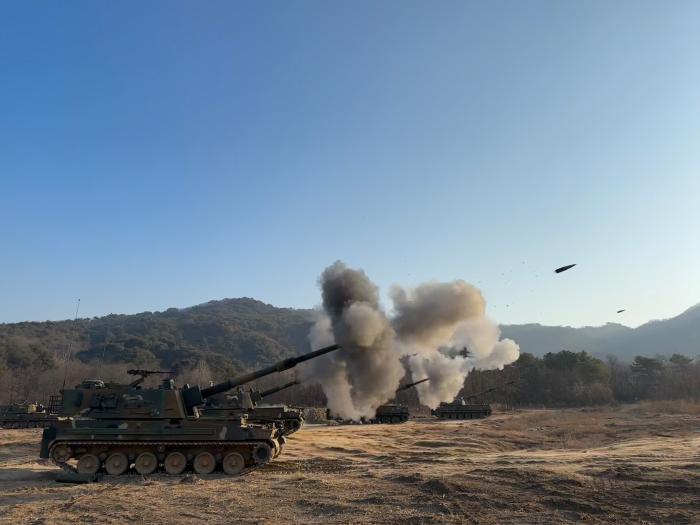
[261,350,700,409]
[2,344,698,408]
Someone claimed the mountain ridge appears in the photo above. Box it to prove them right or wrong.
[0,298,698,376]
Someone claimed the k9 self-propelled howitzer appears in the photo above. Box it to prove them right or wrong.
[431,381,516,420]
[202,376,307,437]
[0,401,58,429]
[40,344,341,479]
[371,378,429,424]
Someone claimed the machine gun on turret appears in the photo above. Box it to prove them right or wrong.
[126,369,174,387]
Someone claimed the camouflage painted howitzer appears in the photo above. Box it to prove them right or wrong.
[202,379,305,437]
[0,400,59,429]
[431,381,515,420]
[371,378,429,424]
[39,344,341,479]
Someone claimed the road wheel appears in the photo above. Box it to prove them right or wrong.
[193,452,216,474]
[134,452,158,475]
[164,452,187,475]
[105,453,128,475]
[222,453,245,475]
[77,454,101,475]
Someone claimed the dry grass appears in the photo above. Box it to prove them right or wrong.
[1,404,699,524]
[630,399,700,415]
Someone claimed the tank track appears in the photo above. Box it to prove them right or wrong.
[49,440,275,478]
[370,417,409,424]
[0,420,55,429]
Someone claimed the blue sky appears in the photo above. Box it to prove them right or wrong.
[1,1,699,328]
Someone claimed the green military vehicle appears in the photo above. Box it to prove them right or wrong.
[40,343,341,478]
[370,378,429,424]
[432,382,515,420]
[203,380,306,437]
[0,401,59,429]
[432,398,492,419]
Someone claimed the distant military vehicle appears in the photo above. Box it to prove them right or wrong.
[371,378,429,424]
[432,381,515,420]
[203,379,305,437]
[40,344,341,478]
[0,401,59,429]
[432,398,492,420]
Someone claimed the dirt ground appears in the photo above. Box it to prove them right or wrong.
[1,405,698,524]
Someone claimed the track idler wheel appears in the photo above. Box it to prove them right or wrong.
[52,445,72,463]
[253,443,272,464]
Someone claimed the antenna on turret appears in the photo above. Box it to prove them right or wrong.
[61,298,81,390]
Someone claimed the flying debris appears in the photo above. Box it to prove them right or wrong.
[458,347,471,358]
[554,264,576,274]
[617,309,626,314]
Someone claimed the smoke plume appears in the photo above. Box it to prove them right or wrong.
[304,263,520,418]
[302,261,405,420]
[392,281,519,408]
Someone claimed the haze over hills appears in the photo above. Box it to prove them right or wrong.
[501,303,700,361]
[1,298,698,376]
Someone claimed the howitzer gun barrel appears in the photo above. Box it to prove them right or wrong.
[396,377,429,393]
[464,381,516,400]
[260,380,300,399]
[200,344,341,399]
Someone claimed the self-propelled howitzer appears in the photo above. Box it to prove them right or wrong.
[40,344,341,479]
[431,381,516,420]
[372,378,430,424]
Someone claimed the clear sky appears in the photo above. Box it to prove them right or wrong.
[2,1,699,328]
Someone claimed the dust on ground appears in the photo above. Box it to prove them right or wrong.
[1,404,698,524]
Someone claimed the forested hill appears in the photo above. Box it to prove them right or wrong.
[0,298,315,380]
[1,298,699,382]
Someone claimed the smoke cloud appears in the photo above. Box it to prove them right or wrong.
[392,281,519,408]
[304,263,520,418]
[302,261,405,420]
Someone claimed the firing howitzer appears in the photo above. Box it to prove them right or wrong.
[462,380,516,401]
[182,344,341,412]
[395,377,429,393]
